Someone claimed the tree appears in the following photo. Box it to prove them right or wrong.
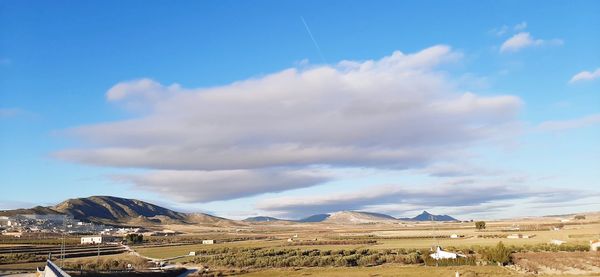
[484,241,512,265]
[574,215,586,220]
[125,233,143,244]
[475,221,486,230]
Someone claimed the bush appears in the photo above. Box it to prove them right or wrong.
[125,234,144,244]
[0,253,44,264]
[63,256,148,271]
[475,221,486,230]
[480,242,512,265]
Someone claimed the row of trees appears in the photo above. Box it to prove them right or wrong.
[188,241,590,269]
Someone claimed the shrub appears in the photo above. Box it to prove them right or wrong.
[475,221,486,230]
[125,233,144,244]
[480,242,512,265]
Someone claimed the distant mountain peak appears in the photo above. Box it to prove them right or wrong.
[243,216,283,222]
[409,211,458,222]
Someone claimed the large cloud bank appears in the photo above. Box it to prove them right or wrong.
[55,45,523,203]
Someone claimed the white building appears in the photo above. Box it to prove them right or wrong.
[591,240,600,251]
[81,235,114,244]
[429,246,465,260]
[550,239,566,245]
[202,239,215,244]
[450,234,459,239]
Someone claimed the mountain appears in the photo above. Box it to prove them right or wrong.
[53,196,187,224]
[297,214,331,222]
[400,211,458,222]
[323,211,397,224]
[0,206,62,217]
[243,216,284,222]
[0,196,234,226]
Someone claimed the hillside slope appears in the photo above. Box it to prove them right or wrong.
[323,211,397,224]
[0,196,234,226]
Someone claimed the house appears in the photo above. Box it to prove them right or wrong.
[591,240,600,251]
[202,239,215,244]
[450,234,459,239]
[189,251,197,256]
[2,231,22,237]
[80,235,115,244]
[550,239,566,245]
[429,246,465,260]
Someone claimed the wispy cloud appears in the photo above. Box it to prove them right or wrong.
[514,22,527,31]
[500,32,563,53]
[537,114,600,132]
[569,68,600,83]
[0,108,34,119]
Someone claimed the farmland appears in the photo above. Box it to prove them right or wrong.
[1,213,599,276]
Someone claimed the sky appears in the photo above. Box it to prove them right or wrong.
[1,0,599,220]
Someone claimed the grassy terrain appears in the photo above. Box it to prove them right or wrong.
[238,265,522,276]
[134,222,599,259]
[134,239,282,259]
[238,264,600,277]
[0,253,133,271]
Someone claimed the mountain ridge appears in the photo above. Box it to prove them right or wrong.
[0,195,234,226]
[1,196,458,226]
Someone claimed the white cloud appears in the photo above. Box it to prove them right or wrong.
[500,32,563,53]
[112,169,330,203]
[537,113,600,132]
[569,68,600,83]
[490,25,508,36]
[106,78,183,112]
[514,22,527,31]
[55,45,522,202]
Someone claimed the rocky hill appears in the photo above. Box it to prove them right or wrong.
[297,214,331,222]
[0,195,234,226]
[322,211,397,224]
[243,216,284,222]
[400,211,458,222]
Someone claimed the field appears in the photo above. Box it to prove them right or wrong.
[2,213,600,276]
[238,264,600,277]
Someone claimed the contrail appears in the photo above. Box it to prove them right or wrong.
[300,16,326,63]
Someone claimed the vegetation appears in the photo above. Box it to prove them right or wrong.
[289,240,377,246]
[125,234,144,244]
[574,215,586,220]
[0,253,44,264]
[512,251,600,274]
[189,248,425,268]
[480,242,512,265]
[63,256,149,271]
[475,221,486,230]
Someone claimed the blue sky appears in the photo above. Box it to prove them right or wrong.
[1,0,599,220]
